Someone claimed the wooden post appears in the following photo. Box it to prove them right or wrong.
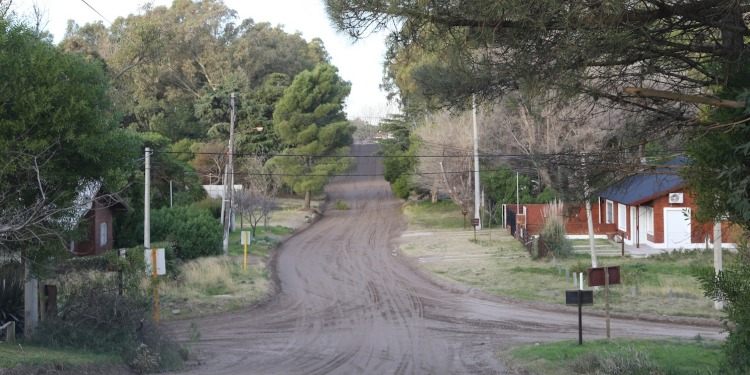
[605,266,611,339]
[243,239,248,271]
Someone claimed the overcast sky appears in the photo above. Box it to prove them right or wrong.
[11,0,398,122]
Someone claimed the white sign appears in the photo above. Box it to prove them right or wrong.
[240,231,252,245]
[144,248,166,276]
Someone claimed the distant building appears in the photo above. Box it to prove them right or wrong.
[65,182,129,256]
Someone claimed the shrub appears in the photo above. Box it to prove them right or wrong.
[334,200,349,210]
[191,197,222,219]
[151,206,222,260]
[539,199,573,258]
[0,261,23,337]
[33,273,184,373]
[697,239,750,374]
[391,175,411,199]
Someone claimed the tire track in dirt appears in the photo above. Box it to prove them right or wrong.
[167,144,722,375]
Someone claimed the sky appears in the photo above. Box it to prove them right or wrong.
[10,0,398,122]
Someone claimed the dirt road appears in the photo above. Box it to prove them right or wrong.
[169,144,722,375]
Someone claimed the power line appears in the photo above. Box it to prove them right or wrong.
[79,0,112,24]
[153,149,685,159]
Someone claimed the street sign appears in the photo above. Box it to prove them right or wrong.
[565,289,593,345]
[588,266,621,286]
[472,218,480,227]
[144,248,166,276]
[240,231,252,245]
[565,290,594,306]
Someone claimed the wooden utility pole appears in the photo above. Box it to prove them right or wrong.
[222,93,236,255]
[144,147,151,251]
[472,94,481,229]
[23,249,38,339]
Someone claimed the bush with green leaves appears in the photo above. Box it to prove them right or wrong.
[33,268,185,373]
[697,240,750,374]
[391,175,412,199]
[151,206,222,260]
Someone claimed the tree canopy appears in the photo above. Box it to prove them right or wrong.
[327,1,747,111]
[0,19,139,248]
[269,63,354,208]
[327,0,750,227]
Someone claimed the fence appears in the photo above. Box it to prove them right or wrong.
[517,228,551,258]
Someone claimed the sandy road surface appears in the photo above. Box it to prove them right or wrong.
[168,144,722,375]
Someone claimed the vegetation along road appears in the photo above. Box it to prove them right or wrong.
[168,144,721,374]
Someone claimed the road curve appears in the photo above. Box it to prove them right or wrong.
[168,144,722,375]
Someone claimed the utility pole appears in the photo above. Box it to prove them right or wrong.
[144,147,151,250]
[169,180,173,208]
[222,93,236,255]
[516,171,520,216]
[472,94,481,229]
[713,221,723,310]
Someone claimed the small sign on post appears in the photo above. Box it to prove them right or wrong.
[241,231,252,271]
[144,248,166,276]
[144,248,166,323]
[565,289,594,345]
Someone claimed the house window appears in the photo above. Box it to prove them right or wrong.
[606,200,614,224]
[642,206,654,235]
[99,222,108,246]
[617,203,627,231]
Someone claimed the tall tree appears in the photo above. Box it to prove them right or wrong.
[0,19,139,248]
[327,1,747,111]
[268,63,354,209]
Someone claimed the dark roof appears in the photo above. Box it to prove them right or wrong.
[599,157,686,206]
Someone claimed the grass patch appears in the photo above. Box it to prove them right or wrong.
[508,338,722,375]
[0,342,120,368]
[160,254,270,319]
[400,200,726,317]
[227,225,292,257]
[403,200,466,229]
[333,200,350,210]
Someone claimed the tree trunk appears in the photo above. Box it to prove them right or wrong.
[304,190,311,210]
[431,178,438,204]
[24,256,39,339]
[585,200,598,268]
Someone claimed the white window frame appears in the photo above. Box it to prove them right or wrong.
[617,203,627,231]
[99,222,108,246]
[605,200,614,224]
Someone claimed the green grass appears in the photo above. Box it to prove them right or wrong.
[227,225,293,257]
[400,201,728,318]
[0,342,120,368]
[509,338,722,375]
[403,200,467,229]
[333,200,350,210]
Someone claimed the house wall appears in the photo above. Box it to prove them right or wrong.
[515,203,616,236]
[73,202,114,256]
[93,201,114,253]
[612,190,738,248]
